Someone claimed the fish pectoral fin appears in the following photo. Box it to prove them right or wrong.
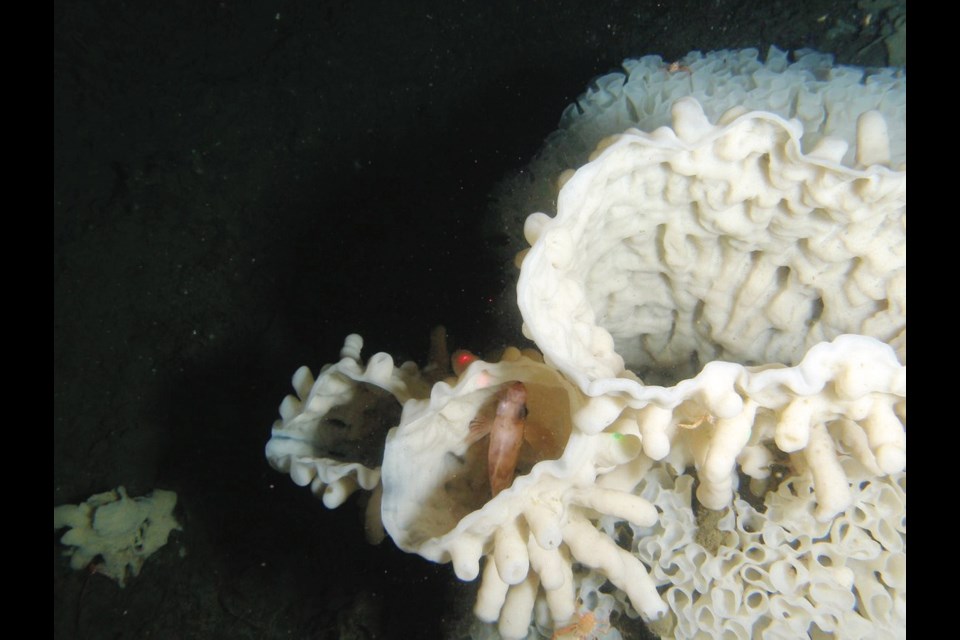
[465,417,491,447]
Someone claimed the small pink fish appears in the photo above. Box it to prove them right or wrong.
[469,381,528,497]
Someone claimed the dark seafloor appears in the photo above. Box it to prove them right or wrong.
[53,1,905,638]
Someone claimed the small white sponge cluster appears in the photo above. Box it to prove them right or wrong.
[53,486,181,586]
